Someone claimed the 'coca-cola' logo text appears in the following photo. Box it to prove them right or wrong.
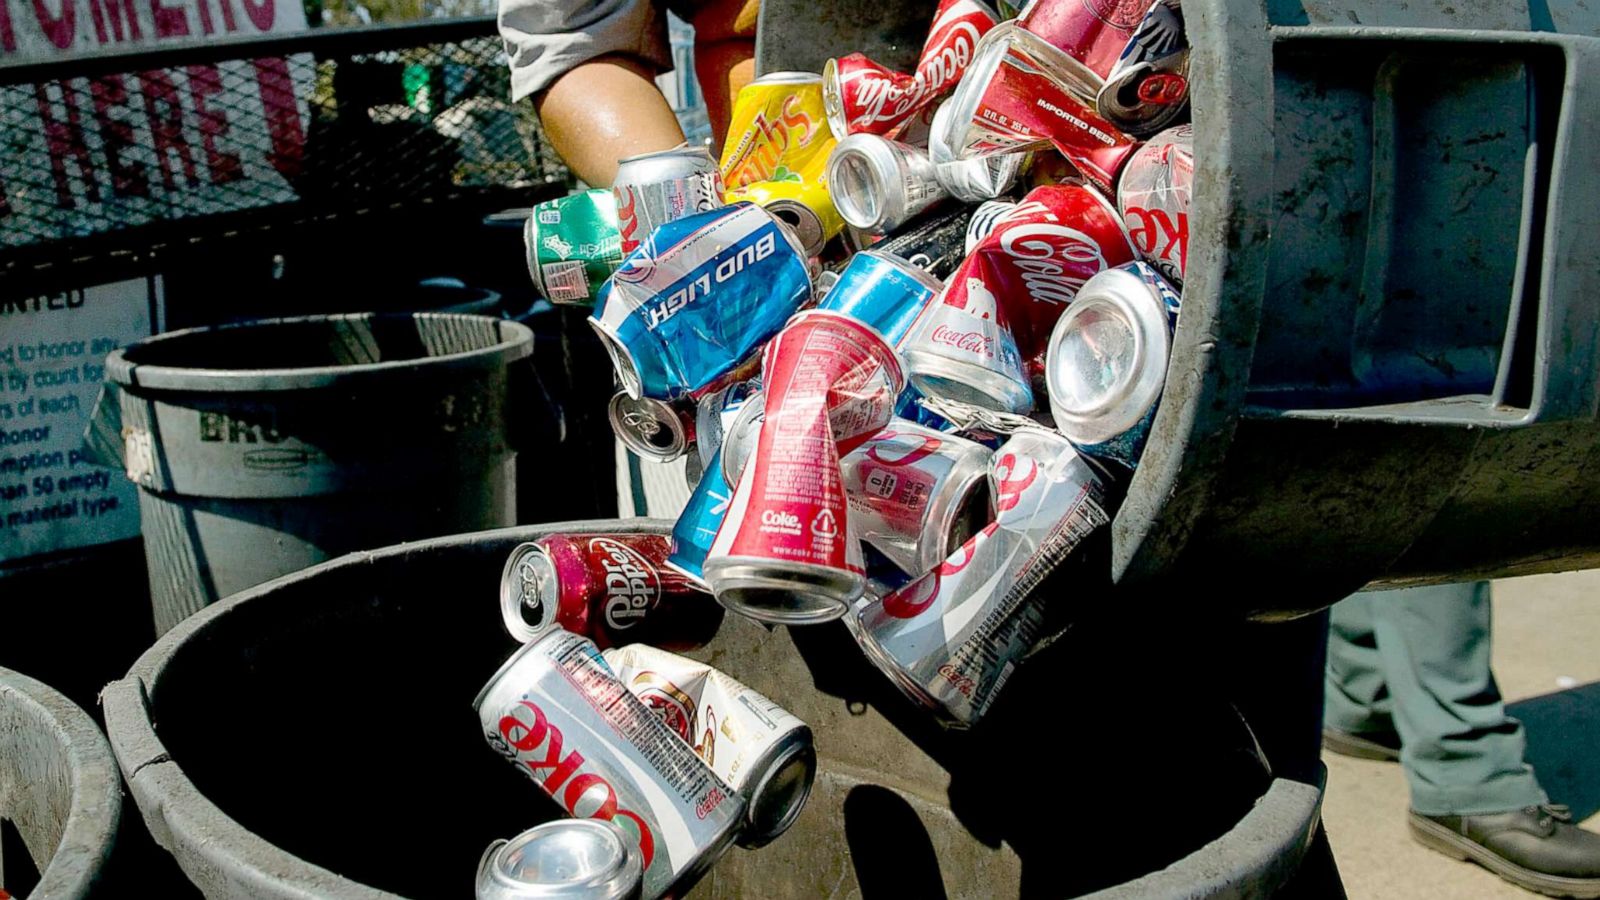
[931,324,994,358]
[938,662,978,697]
[498,699,658,868]
[590,538,659,631]
[997,222,1110,306]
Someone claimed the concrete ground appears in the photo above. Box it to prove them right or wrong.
[1321,570,1600,899]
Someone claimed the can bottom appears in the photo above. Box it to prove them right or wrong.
[906,357,1032,415]
[737,731,817,848]
[703,557,862,625]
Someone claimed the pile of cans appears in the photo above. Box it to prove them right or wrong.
[491,0,1194,895]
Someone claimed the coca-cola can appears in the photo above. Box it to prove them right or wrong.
[954,183,1138,379]
[476,629,745,899]
[827,135,949,234]
[1096,0,1190,137]
[498,533,722,649]
[603,644,817,848]
[849,428,1109,726]
[841,419,993,576]
[613,145,725,255]
[476,819,643,900]
[1017,0,1153,81]
[901,280,1034,415]
[609,392,695,462]
[1045,261,1180,468]
[1117,123,1192,286]
[816,249,943,348]
[820,0,1001,139]
[705,311,905,624]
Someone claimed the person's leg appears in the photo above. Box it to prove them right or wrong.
[1367,582,1546,816]
[685,0,758,153]
[535,56,689,187]
[1324,590,1399,740]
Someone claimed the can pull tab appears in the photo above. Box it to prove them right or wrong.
[79,384,125,469]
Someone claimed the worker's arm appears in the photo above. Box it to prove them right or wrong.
[535,55,687,188]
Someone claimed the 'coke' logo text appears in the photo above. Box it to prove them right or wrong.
[498,699,657,868]
[615,186,641,254]
[590,538,659,631]
[1124,206,1188,277]
[931,325,993,358]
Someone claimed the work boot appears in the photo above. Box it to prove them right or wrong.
[1410,804,1600,899]
[1321,726,1401,762]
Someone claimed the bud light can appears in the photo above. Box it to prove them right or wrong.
[498,533,722,650]
[590,203,813,400]
[475,629,745,898]
[613,144,725,255]
[1045,261,1180,468]
[816,249,943,348]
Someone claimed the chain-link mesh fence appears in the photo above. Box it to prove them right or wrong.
[0,18,569,272]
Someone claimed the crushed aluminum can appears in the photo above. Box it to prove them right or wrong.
[694,380,762,473]
[1117,123,1192,287]
[1045,261,1180,468]
[614,144,725,255]
[1097,0,1190,137]
[865,203,980,280]
[590,203,812,401]
[1015,0,1153,81]
[949,183,1138,383]
[667,448,736,586]
[609,392,695,462]
[841,419,994,576]
[849,428,1110,726]
[476,819,643,900]
[935,21,1140,193]
[821,0,1002,139]
[720,72,836,191]
[964,199,1018,254]
[704,310,905,625]
[827,135,949,235]
[727,144,846,258]
[499,533,722,649]
[816,249,944,348]
[474,628,745,899]
[603,644,817,848]
[525,189,624,306]
[928,100,1024,203]
[900,274,1034,415]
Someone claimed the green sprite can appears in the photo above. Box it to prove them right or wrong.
[524,189,625,306]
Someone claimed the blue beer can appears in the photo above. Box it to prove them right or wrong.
[591,203,813,400]
[666,447,734,585]
[816,250,943,349]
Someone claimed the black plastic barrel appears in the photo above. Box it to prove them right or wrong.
[760,0,1600,618]
[92,312,534,634]
[0,667,122,900]
[100,521,1327,899]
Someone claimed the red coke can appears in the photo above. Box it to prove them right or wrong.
[500,533,724,649]
[1017,0,1154,82]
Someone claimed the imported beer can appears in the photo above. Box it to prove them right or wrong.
[476,819,643,900]
[1117,124,1192,287]
[1045,261,1180,468]
[603,644,817,848]
[526,189,625,306]
[841,419,994,576]
[499,533,722,649]
[614,144,726,255]
[590,203,812,400]
[1096,0,1190,137]
[475,629,746,898]
[827,134,949,235]
[609,392,696,462]
[720,72,836,191]
[850,428,1109,726]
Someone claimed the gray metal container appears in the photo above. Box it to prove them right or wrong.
[101,520,1326,900]
[0,667,122,900]
[92,312,533,634]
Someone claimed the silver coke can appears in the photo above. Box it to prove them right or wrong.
[474,629,746,899]
[849,429,1109,727]
[476,819,643,900]
[602,644,817,848]
[826,134,949,234]
[840,420,994,577]
[609,392,695,462]
[1045,261,1180,468]
[613,144,726,255]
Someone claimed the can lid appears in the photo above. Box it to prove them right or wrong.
[499,543,562,644]
[765,199,825,258]
[477,820,643,900]
[616,141,715,166]
[608,392,688,461]
[719,393,765,486]
[740,730,817,847]
[755,71,824,86]
[828,135,901,233]
[820,58,852,144]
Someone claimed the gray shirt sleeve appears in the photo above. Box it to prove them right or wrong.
[498,0,674,101]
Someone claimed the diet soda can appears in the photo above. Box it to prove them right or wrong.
[476,819,643,900]
[1117,124,1193,287]
[827,135,949,234]
[475,629,745,899]
[613,144,725,255]
[499,533,722,650]
[603,644,817,848]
